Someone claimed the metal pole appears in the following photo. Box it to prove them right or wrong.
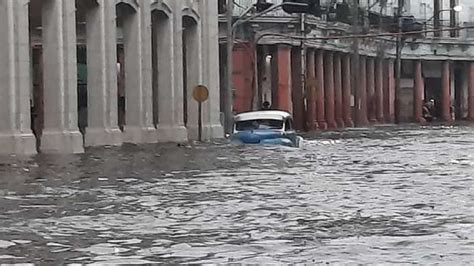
[450,0,456,37]
[300,13,306,128]
[434,0,440,37]
[395,0,404,123]
[198,102,203,141]
[351,0,361,126]
[225,0,234,136]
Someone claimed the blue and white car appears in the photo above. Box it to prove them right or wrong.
[231,110,303,147]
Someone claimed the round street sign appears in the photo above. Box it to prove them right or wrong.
[193,85,209,103]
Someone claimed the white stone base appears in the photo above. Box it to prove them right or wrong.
[40,130,84,154]
[0,132,37,155]
[84,127,123,147]
[155,125,188,143]
[187,123,225,141]
[208,123,225,139]
[122,126,157,144]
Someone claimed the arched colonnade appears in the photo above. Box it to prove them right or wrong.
[0,0,223,154]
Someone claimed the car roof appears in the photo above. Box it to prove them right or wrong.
[234,110,292,122]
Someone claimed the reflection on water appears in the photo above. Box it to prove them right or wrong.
[0,126,473,264]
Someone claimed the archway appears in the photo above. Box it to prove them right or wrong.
[75,0,99,137]
[116,3,138,130]
[151,10,170,127]
[182,15,200,131]
[29,0,43,150]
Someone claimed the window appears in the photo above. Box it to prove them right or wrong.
[285,119,293,131]
[235,119,284,131]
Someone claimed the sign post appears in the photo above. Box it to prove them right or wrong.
[192,85,209,142]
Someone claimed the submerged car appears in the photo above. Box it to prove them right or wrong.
[231,110,303,147]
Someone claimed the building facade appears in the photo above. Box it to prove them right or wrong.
[0,0,223,155]
[221,0,474,130]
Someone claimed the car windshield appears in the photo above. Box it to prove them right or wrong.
[235,119,284,131]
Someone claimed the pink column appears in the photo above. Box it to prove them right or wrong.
[469,62,474,121]
[367,58,377,123]
[356,56,369,126]
[306,49,317,130]
[441,60,452,122]
[273,45,293,113]
[325,52,337,129]
[316,50,327,129]
[334,54,344,128]
[414,60,424,123]
[375,58,384,122]
[342,55,354,127]
[384,59,396,123]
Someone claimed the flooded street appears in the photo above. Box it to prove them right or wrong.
[0,126,473,264]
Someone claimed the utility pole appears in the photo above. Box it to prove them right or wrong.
[434,0,440,37]
[300,13,307,129]
[351,0,362,126]
[225,0,234,136]
[450,0,457,37]
[395,0,404,123]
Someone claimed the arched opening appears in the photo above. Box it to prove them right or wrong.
[116,3,138,131]
[151,10,170,127]
[75,0,99,138]
[29,0,43,150]
[182,15,199,128]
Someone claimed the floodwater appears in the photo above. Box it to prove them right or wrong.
[0,126,473,264]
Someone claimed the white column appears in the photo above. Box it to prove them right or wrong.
[199,0,224,139]
[84,0,122,147]
[41,0,83,153]
[153,4,188,142]
[139,0,156,142]
[121,2,156,144]
[183,15,203,140]
[170,1,188,141]
[0,0,37,155]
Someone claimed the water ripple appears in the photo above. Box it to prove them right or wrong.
[0,127,473,263]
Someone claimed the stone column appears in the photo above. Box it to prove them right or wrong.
[0,0,37,155]
[171,1,188,141]
[324,52,337,129]
[316,50,327,129]
[375,58,384,122]
[342,55,354,127]
[291,47,304,130]
[414,60,424,123]
[121,2,156,143]
[153,8,187,142]
[367,57,377,123]
[306,49,317,130]
[384,59,396,123]
[199,0,224,139]
[84,0,122,147]
[356,56,369,126]
[41,0,83,153]
[334,54,344,128]
[271,45,292,113]
[139,1,156,141]
[468,62,474,121]
[441,60,452,122]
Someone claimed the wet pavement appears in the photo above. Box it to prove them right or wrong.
[0,126,473,264]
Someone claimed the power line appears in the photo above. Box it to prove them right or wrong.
[250,25,474,43]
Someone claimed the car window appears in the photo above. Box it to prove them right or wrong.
[236,119,283,131]
[285,119,293,131]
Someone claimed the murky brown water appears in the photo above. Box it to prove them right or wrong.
[0,126,473,264]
